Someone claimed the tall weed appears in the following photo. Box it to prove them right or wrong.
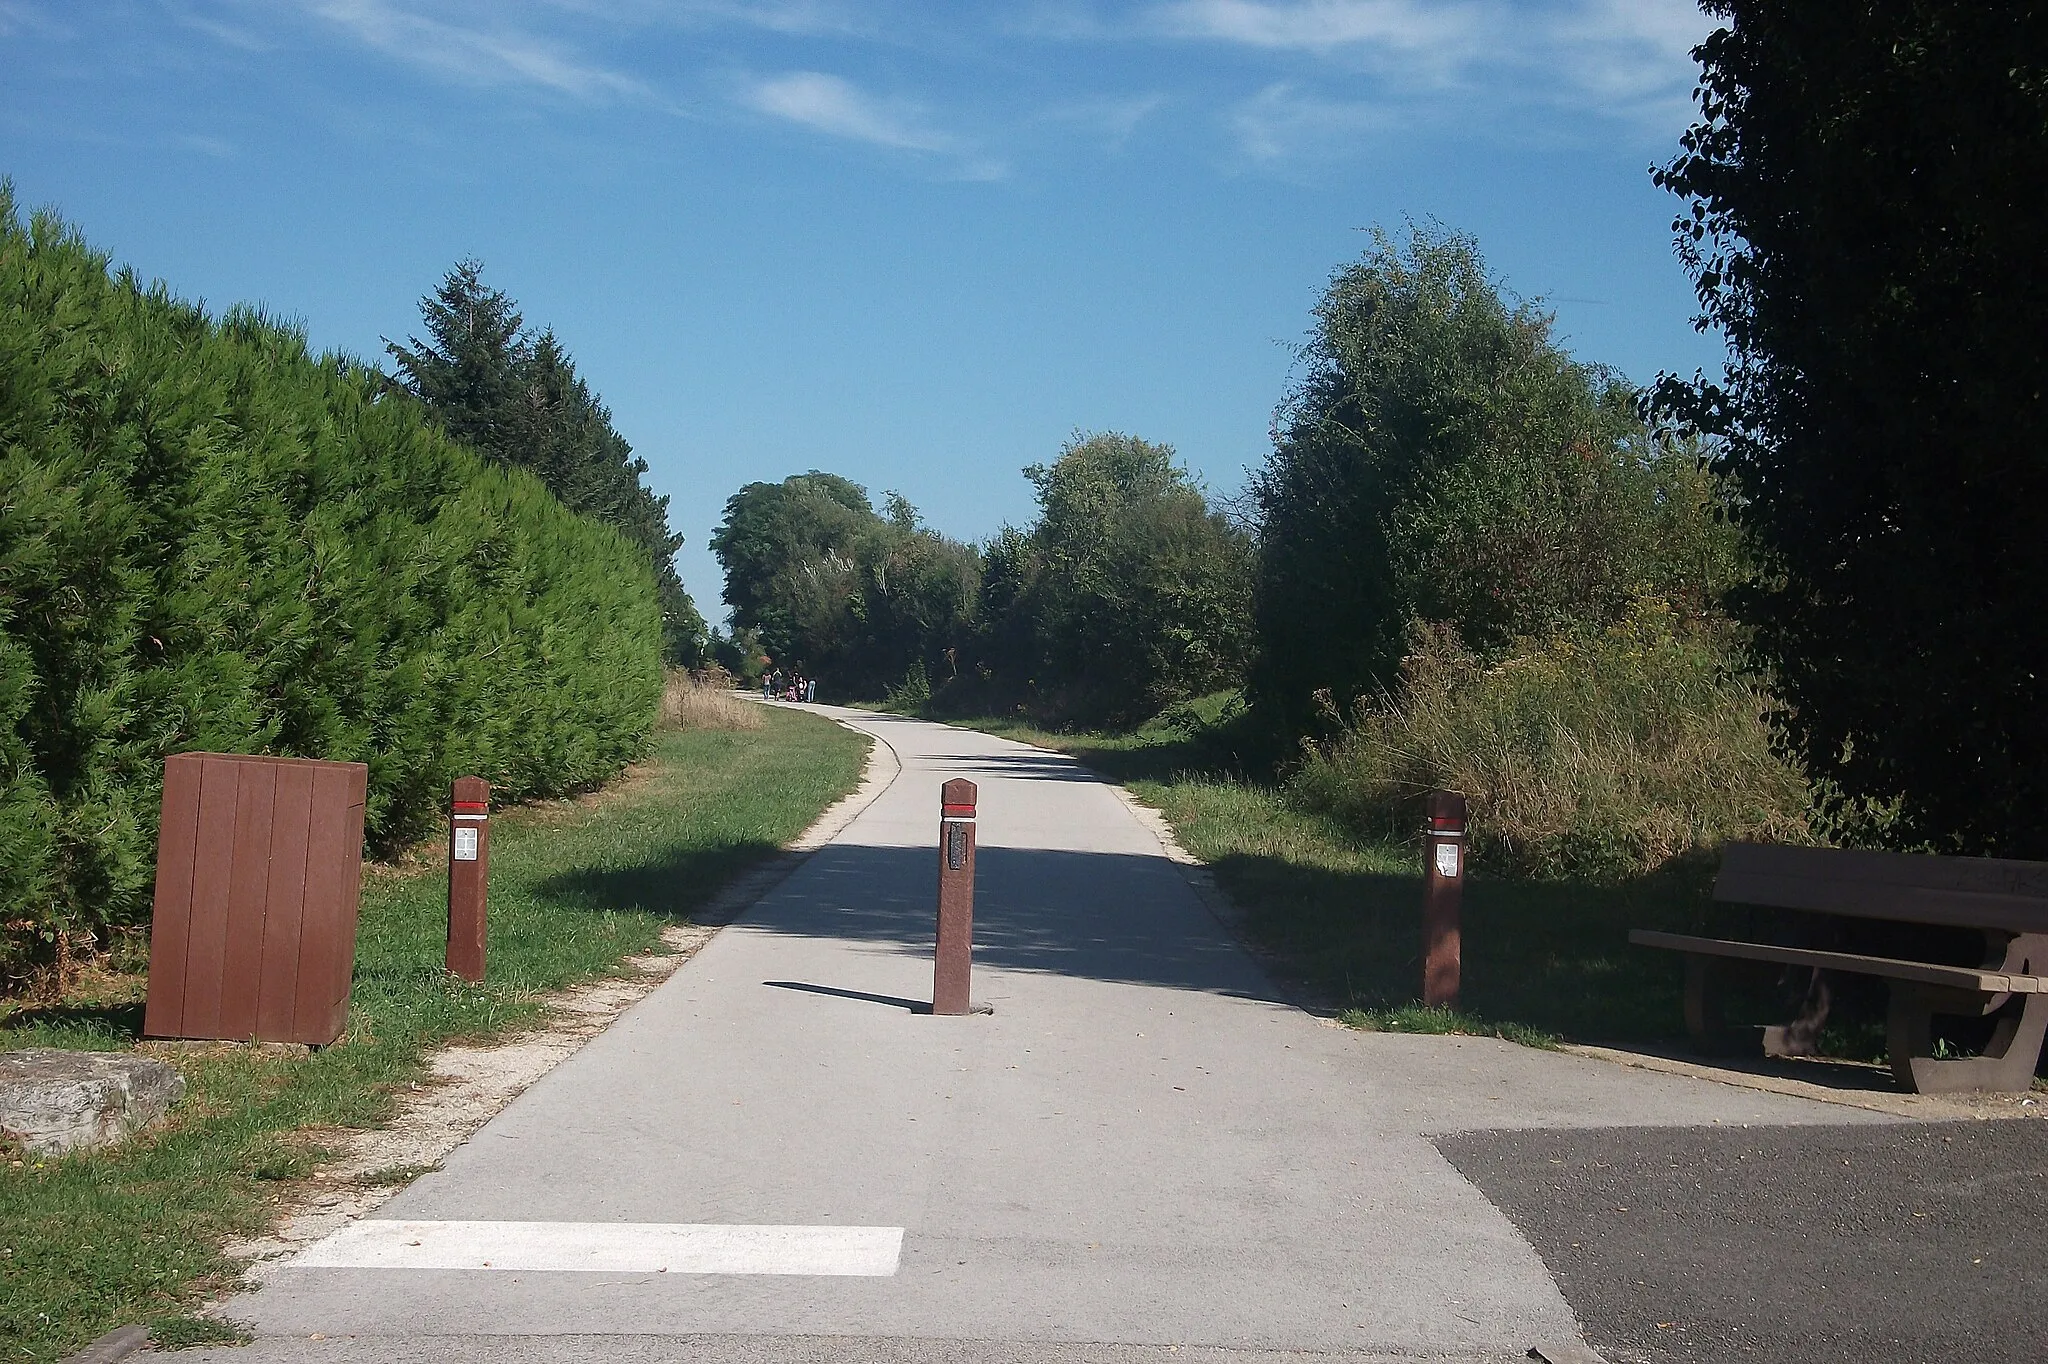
[1290,599,1810,879]
[658,670,762,732]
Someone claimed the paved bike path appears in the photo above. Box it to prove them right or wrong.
[213,708,1884,1362]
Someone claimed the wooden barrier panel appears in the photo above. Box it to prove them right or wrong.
[143,753,369,1046]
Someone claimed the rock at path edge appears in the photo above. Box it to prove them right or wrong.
[0,1048,185,1155]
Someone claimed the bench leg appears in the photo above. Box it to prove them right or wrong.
[1888,987,2048,1094]
[1682,955,1749,1055]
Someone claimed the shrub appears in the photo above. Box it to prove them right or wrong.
[0,191,662,983]
[1289,599,1810,880]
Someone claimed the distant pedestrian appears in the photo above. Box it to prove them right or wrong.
[805,678,816,703]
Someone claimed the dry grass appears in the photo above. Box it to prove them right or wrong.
[658,669,763,732]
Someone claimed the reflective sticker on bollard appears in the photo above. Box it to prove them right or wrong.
[1434,842,1460,878]
[454,827,479,862]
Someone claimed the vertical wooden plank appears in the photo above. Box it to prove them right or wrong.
[179,755,241,1039]
[330,765,368,1038]
[255,762,315,1042]
[294,763,366,1045]
[217,760,276,1040]
[143,754,205,1039]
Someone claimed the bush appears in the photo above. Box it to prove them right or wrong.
[0,192,663,983]
[1289,600,1810,880]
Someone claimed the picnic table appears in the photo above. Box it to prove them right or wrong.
[1631,843,2048,1094]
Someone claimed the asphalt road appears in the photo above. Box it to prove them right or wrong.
[187,707,1898,1364]
[1437,1119,2048,1364]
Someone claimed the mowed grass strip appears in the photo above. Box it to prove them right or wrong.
[937,707,1708,1048]
[0,705,866,1364]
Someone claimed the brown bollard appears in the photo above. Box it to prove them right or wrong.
[447,777,491,982]
[1421,790,1467,1009]
[933,778,978,1015]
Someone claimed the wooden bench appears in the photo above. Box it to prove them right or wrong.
[1629,843,2048,1094]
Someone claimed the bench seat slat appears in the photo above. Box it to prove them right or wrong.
[1627,929,2048,994]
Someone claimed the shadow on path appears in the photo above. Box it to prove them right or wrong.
[763,980,929,1013]
[550,840,1282,1005]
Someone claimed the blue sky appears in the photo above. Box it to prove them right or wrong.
[2,0,1722,622]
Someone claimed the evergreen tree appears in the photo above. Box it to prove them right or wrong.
[389,263,706,663]
[386,259,524,463]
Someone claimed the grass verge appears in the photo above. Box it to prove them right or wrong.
[0,705,866,1364]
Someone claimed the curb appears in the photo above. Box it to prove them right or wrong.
[57,1325,149,1364]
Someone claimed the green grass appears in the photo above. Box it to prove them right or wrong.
[0,706,866,1364]
[932,704,1730,1048]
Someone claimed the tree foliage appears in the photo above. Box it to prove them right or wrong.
[976,433,1253,726]
[388,261,706,663]
[1653,4,2048,856]
[710,473,978,698]
[0,192,663,980]
[1252,225,1740,732]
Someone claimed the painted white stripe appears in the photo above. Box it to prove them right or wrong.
[291,1221,903,1275]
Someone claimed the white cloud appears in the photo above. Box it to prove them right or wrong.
[740,70,1004,177]
[299,0,657,104]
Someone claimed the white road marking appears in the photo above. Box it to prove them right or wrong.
[291,1221,904,1275]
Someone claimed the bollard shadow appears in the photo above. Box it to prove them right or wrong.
[742,841,1287,1004]
[763,981,930,1013]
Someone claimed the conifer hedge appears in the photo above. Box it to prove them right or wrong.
[0,191,663,979]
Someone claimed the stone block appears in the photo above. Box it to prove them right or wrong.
[0,1048,185,1155]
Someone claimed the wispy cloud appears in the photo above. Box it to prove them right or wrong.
[1134,0,1715,159]
[538,0,873,37]
[740,70,1004,178]
[1150,0,1487,60]
[175,132,239,158]
[1228,81,1397,161]
[0,0,70,38]
[298,0,658,104]
[168,6,272,51]
[1033,93,1168,152]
